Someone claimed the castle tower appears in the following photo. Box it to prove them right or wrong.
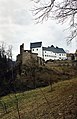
[20,43,24,54]
[30,42,43,58]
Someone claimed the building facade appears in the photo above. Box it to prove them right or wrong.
[67,50,77,61]
[30,42,43,58]
[30,42,67,61]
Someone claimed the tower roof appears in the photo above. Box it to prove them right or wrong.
[30,42,42,48]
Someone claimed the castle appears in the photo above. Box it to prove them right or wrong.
[16,43,44,66]
[16,42,67,66]
[30,42,67,61]
[16,42,77,70]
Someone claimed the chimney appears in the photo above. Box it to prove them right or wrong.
[56,46,58,48]
[51,45,54,47]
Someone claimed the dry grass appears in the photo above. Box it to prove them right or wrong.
[0,78,77,119]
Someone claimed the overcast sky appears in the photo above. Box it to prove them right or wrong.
[0,0,77,60]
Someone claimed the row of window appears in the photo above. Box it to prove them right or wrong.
[44,55,56,58]
[59,54,66,56]
[32,49,38,51]
[44,53,65,56]
[44,54,65,57]
[45,51,52,54]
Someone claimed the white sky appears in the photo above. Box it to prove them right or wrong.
[0,0,77,60]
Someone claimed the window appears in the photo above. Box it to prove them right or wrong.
[59,54,61,56]
[45,51,46,53]
[36,49,38,51]
[33,49,34,51]
[62,54,65,56]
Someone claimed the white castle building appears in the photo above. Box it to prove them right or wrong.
[30,42,67,61]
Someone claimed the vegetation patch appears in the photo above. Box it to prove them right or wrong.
[0,78,77,119]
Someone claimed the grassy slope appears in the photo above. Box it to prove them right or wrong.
[0,78,77,119]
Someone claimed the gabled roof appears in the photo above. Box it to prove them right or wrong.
[43,46,66,53]
[30,42,42,48]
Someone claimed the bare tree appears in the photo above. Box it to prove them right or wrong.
[32,0,77,42]
[7,45,12,59]
[0,42,6,58]
[0,99,8,114]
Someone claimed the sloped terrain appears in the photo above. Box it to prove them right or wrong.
[0,78,77,119]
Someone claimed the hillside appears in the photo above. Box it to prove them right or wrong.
[0,78,77,119]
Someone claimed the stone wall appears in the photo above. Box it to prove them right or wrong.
[45,60,77,67]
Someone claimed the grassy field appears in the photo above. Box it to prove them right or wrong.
[0,78,77,119]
